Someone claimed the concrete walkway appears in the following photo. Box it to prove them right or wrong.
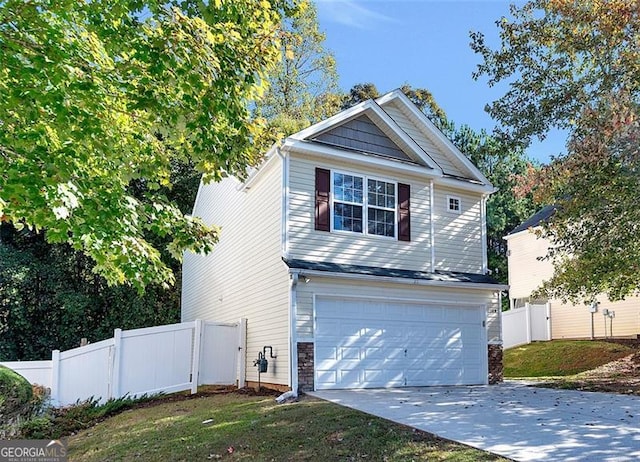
[309,382,640,461]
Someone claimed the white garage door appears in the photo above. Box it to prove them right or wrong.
[315,297,487,390]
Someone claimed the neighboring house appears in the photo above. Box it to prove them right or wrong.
[505,206,640,340]
[182,90,508,393]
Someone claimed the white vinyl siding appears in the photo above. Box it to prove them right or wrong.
[382,102,472,178]
[506,231,556,299]
[433,186,483,273]
[181,157,290,386]
[507,230,640,338]
[288,153,431,271]
[550,297,640,339]
[295,276,501,344]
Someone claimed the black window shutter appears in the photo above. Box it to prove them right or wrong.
[398,183,410,241]
[315,168,331,232]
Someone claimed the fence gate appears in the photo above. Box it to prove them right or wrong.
[502,303,551,349]
[529,303,551,342]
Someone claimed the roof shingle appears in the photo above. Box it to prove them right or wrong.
[283,258,502,285]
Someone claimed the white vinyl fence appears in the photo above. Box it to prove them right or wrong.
[502,303,551,349]
[1,319,246,406]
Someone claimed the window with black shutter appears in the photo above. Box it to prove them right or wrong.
[315,168,410,241]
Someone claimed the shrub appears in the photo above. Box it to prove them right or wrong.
[18,416,53,440]
[20,393,159,440]
[0,366,33,424]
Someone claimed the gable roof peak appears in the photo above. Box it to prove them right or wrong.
[375,90,493,187]
[289,98,441,172]
[285,89,494,192]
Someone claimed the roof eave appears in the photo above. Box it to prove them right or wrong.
[503,226,539,241]
[288,267,509,292]
[238,144,280,191]
[281,139,439,179]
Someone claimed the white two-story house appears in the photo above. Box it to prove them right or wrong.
[182,90,507,393]
[505,205,640,340]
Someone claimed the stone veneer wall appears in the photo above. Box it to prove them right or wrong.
[488,344,503,384]
[297,342,314,392]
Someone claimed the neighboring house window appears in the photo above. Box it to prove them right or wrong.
[447,195,461,214]
[315,168,410,241]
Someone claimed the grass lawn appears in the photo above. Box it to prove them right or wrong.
[504,340,634,377]
[68,391,508,461]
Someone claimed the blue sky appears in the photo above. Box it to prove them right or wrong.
[314,0,567,164]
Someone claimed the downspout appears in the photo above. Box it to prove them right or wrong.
[278,148,290,259]
[481,194,488,274]
[288,273,299,397]
[430,179,435,272]
[280,147,298,400]
[498,290,503,344]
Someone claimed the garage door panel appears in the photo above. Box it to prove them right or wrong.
[364,347,384,360]
[316,346,337,361]
[362,369,384,384]
[338,322,365,337]
[386,347,405,359]
[338,369,361,384]
[463,356,481,366]
[315,298,487,390]
[316,369,337,385]
[315,319,342,336]
[362,326,385,337]
[339,346,361,360]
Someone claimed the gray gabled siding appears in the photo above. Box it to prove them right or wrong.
[313,115,413,161]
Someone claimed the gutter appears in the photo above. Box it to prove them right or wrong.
[503,227,538,241]
[288,268,509,292]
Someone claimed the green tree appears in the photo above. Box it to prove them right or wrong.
[0,0,298,291]
[0,155,201,360]
[257,0,340,138]
[450,126,537,283]
[518,94,640,302]
[472,0,640,301]
[342,83,381,109]
[471,0,639,147]
[0,229,183,360]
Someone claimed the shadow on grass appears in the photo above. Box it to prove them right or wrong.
[69,392,509,461]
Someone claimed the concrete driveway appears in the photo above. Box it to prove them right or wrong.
[309,382,640,461]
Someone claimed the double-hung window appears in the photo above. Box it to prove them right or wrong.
[333,172,364,233]
[332,171,396,238]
